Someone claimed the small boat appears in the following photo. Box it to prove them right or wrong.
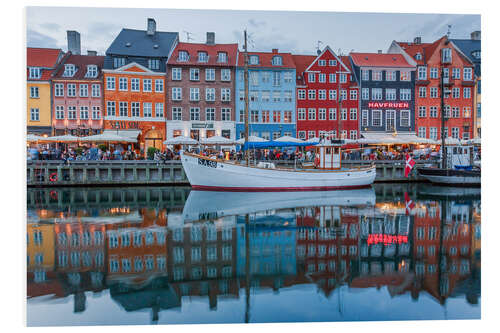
[180,138,376,192]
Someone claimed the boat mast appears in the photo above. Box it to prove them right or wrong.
[440,66,446,169]
[244,30,250,166]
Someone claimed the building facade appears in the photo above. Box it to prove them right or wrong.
[349,52,416,140]
[166,33,238,141]
[51,52,105,136]
[103,18,178,152]
[389,36,476,140]
[235,49,296,140]
[27,47,65,135]
[294,47,360,140]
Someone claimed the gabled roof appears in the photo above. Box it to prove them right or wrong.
[305,46,350,73]
[168,42,239,66]
[27,47,63,67]
[292,54,316,85]
[106,28,179,58]
[237,50,295,69]
[52,53,105,80]
[349,52,415,68]
[450,38,481,76]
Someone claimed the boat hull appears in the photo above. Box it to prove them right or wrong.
[417,167,481,185]
[181,152,376,191]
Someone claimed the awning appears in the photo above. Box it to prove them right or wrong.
[359,132,432,144]
[103,130,141,140]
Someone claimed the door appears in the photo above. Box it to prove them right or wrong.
[386,110,396,132]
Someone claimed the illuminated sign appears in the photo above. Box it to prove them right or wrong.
[367,234,408,245]
[367,102,409,109]
[109,121,140,129]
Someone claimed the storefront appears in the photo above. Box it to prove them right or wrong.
[104,119,165,155]
[166,121,234,141]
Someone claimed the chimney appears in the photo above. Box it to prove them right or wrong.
[147,18,156,36]
[377,50,382,54]
[272,48,278,54]
[67,30,81,55]
[471,31,481,40]
[414,37,422,44]
[87,50,97,56]
[206,32,215,45]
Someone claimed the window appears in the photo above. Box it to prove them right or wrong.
[155,79,164,92]
[284,90,293,102]
[29,67,41,79]
[341,108,348,120]
[250,110,259,122]
[400,89,411,100]
[340,89,347,100]
[205,88,215,101]
[155,103,164,118]
[361,88,369,100]
[55,83,64,97]
[172,107,182,120]
[419,87,426,98]
[451,127,460,139]
[463,107,471,118]
[418,127,426,138]
[308,73,315,83]
[222,108,231,121]
[217,52,228,63]
[262,71,270,83]
[452,67,461,79]
[261,91,270,102]
[221,88,231,101]
[430,67,439,79]
[205,68,215,81]
[273,110,281,123]
[273,72,281,86]
[386,89,396,100]
[284,71,293,83]
[91,84,100,97]
[203,108,215,121]
[178,51,189,62]
[400,110,410,127]
[80,106,89,119]
[319,73,326,83]
[362,70,369,81]
[350,90,358,100]
[220,68,231,81]
[250,71,258,86]
[339,73,347,83]
[418,66,427,80]
[67,84,76,97]
[190,107,200,121]
[452,87,460,98]
[318,59,326,66]
[350,130,357,140]
[372,110,382,126]
[55,105,64,119]
[190,88,200,101]
[298,108,306,120]
[372,70,382,81]
[400,71,411,81]
[463,87,471,98]
[197,51,208,63]
[442,48,452,63]
[430,106,438,118]
[119,102,128,117]
[430,87,438,98]
[68,106,76,119]
[262,110,270,123]
[350,108,357,120]
[386,71,396,81]
[372,88,382,100]
[119,77,128,91]
[30,86,39,98]
[29,108,39,121]
[329,59,337,66]
[452,107,460,118]
[106,77,115,90]
[318,89,327,100]
[307,89,316,100]
[308,131,316,139]
[298,89,306,100]
[361,110,368,126]
[308,108,316,120]
[329,89,337,100]
[107,101,115,116]
[272,56,282,66]
[329,73,336,83]
[430,127,438,140]
[92,106,101,119]
[329,108,336,120]
[79,84,88,97]
[172,68,182,80]
[249,55,259,65]
[63,64,76,77]
[146,58,159,70]
[418,106,427,118]
[463,67,473,80]
[113,57,125,68]
[318,108,326,120]
[298,131,306,139]
[172,87,182,100]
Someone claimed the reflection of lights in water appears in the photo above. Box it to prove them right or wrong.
[284,222,289,226]
[39,209,48,218]
[108,207,131,214]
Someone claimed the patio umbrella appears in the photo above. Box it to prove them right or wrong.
[80,132,137,143]
[304,137,320,144]
[163,136,199,145]
[200,135,234,145]
[467,137,481,145]
[274,135,304,143]
[235,135,269,144]
[42,134,80,142]
[27,134,44,142]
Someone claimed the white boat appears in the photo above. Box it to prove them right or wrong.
[181,139,376,191]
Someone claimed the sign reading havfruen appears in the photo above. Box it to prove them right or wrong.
[368,102,409,108]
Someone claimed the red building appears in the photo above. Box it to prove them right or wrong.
[389,36,476,140]
[293,47,360,140]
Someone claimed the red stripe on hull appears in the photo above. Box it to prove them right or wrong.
[191,184,372,192]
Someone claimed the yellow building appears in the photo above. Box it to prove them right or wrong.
[27,221,56,275]
[27,48,65,135]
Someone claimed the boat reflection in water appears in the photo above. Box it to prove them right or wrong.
[26,184,480,326]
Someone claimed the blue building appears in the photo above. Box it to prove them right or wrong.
[235,49,296,140]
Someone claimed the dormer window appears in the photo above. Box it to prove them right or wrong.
[178,51,189,62]
[272,56,282,66]
[441,48,452,63]
[113,57,125,68]
[217,52,228,63]
[249,55,259,65]
[28,67,41,79]
[63,64,76,77]
[148,59,160,70]
[85,65,98,78]
[471,50,481,59]
[198,52,208,63]
[415,52,422,60]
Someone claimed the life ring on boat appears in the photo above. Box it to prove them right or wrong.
[50,190,58,200]
[49,172,58,182]
[314,155,320,168]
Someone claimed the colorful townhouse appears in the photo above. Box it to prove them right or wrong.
[165,33,239,141]
[27,47,65,135]
[51,37,105,136]
[349,52,416,141]
[388,36,476,140]
[451,31,481,138]
[103,18,179,153]
[235,49,296,140]
[293,47,360,140]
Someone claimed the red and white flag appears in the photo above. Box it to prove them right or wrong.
[404,192,415,215]
[405,153,416,178]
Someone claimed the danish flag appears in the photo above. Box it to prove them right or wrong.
[405,153,416,178]
[404,192,415,215]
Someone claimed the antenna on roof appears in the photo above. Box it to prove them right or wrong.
[338,48,343,56]
[446,25,452,38]
[247,31,255,50]
[316,41,323,55]
[183,30,194,42]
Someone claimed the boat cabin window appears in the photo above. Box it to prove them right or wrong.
[334,147,340,154]
[326,148,331,154]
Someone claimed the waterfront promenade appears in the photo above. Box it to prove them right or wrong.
[27,159,438,186]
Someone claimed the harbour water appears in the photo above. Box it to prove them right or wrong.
[26,183,481,326]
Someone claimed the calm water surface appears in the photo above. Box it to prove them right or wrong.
[26,183,481,326]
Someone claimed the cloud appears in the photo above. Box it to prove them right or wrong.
[248,19,266,29]
[39,22,60,32]
[26,29,60,48]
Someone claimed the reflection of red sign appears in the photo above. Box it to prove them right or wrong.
[367,234,408,245]
[367,102,409,109]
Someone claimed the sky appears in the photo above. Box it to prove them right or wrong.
[25,7,481,56]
